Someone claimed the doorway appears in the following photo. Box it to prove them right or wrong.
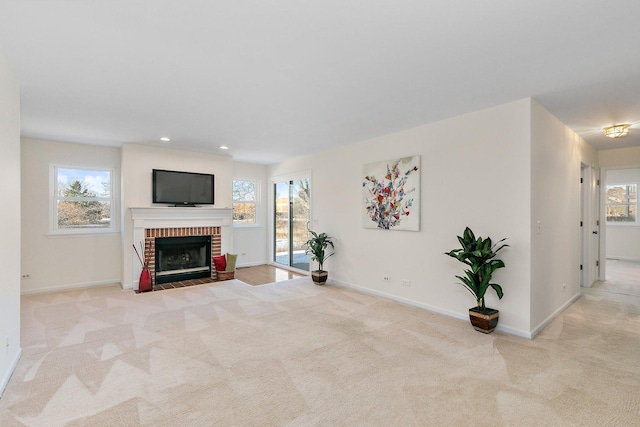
[273,177,310,271]
[602,167,640,295]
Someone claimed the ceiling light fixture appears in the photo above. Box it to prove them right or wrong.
[603,124,630,139]
[219,145,229,150]
[160,137,171,142]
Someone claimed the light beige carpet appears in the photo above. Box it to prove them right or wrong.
[1,278,639,426]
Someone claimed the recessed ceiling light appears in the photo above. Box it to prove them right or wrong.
[160,137,171,142]
[219,145,229,150]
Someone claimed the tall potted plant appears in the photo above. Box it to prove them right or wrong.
[305,230,335,285]
[445,227,508,333]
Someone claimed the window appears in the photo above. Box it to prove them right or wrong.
[51,166,115,234]
[233,179,258,225]
[606,184,637,223]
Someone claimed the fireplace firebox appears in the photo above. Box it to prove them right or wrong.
[155,235,212,284]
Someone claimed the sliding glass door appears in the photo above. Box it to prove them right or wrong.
[274,177,310,271]
[274,181,291,267]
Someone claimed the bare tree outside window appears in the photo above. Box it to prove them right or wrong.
[606,184,637,223]
[292,178,310,251]
[233,180,257,224]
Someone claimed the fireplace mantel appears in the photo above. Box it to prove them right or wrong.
[131,207,232,227]
[130,207,233,290]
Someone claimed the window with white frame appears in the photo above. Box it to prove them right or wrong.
[606,183,637,224]
[51,166,116,233]
[233,179,258,225]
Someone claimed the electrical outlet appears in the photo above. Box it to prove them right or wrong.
[402,280,411,287]
[383,276,390,282]
[21,274,31,279]
[562,283,566,289]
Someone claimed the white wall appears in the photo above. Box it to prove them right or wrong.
[607,226,640,261]
[599,146,640,168]
[529,100,598,334]
[20,139,122,293]
[233,161,269,266]
[0,52,22,394]
[121,143,233,288]
[603,167,640,261]
[269,99,534,335]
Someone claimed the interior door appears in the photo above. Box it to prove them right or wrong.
[590,167,600,283]
[581,164,601,287]
[580,164,587,287]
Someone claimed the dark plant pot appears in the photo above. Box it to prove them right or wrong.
[469,307,499,333]
[311,270,328,285]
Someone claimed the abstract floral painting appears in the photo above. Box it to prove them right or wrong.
[362,156,420,231]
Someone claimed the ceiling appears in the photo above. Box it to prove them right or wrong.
[1,0,639,164]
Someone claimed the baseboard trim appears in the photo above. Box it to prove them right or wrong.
[21,279,122,295]
[237,261,269,268]
[331,278,532,339]
[0,348,22,398]
[529,292,581,338]
[606,256,640,262]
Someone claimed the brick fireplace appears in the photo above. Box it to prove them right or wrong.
[130,207,232,291]
[145,227,221,285]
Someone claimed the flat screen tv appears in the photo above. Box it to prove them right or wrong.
[152,169,215,206]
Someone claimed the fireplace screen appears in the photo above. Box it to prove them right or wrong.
[155,235,211,284]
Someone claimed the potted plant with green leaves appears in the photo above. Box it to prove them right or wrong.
[445,227,509,333]
[304,230,335,285]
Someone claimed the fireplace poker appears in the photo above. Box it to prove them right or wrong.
[132,243,145,267]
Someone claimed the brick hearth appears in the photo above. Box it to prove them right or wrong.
[144,226,222,285]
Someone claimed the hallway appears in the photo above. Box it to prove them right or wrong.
[588,259,640,299]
